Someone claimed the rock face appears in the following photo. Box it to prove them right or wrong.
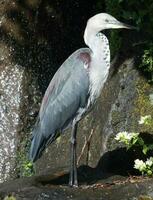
[0,1,24,182]
[0,171,153,200]
[0,0,102,182]
[35,52,153,175]
[0,62,24,182]
[0,0,61,182]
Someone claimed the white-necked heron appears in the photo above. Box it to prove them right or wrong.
[29,13,135,187]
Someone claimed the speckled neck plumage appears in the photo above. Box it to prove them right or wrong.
[87,33,110,106]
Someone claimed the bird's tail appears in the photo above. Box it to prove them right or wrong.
[29,122,46,162]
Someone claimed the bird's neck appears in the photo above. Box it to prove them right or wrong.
[84,28,97,50]
[84,28,109,58]
[84,29,111,105]
[84,29,110,64]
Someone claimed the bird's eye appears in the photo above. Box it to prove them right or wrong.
[105,19,109,23]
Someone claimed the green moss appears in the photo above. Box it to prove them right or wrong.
[16,149,34,177]
[134,79,153,133]
[138,195,153,200]
[140,44,153,82]
[16,139,34,177]
[112,110,124,131]
[4,195,16,200]
[111,111,122,126]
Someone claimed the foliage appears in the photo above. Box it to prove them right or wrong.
[140,44,153,82]
[16,139,34,177]
[115,131,139,149]
[115,130,153,155]
[105,0,153,77]
[138,115,152,125]
[4,195,16,200]
[105,0,122,57]
[105,0,153,38]
[134,157,153,176]
[17,150,34,177]
[115,115,153,176]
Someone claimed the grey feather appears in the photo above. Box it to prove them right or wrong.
[29,48,91,161]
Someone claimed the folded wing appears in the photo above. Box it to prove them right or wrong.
[29,48,91,161]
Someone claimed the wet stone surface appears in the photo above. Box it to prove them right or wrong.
[0,0,64,182]
[0,0,101,183]
[0,168,153,200]
[0,62,24,182]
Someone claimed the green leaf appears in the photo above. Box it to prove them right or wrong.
[147,170,153,176]
[142,145,148,155]
[138,138,144,146]
[148,144,153,151]
[132,137,138,145]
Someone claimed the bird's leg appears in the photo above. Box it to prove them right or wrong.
[69,122,78,187]
[69,137,74,186]
[73,123,78,186]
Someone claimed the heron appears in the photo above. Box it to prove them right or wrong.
[29,13,135,187]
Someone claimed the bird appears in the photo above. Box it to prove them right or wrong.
[29,13,135,187]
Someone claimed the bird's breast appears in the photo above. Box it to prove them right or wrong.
[88,64,109,105]
[88,40,110,106]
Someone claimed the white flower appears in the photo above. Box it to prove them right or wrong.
[115,132,139,143]
[134,159,146,172]
[125,133,133,141]
[138,115,152,125]
[115,131,130,141]
[130,132,139,138]
[146,157,153,167]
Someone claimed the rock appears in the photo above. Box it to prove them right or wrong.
[0,0,102,182]
[35,53,153,175]
[0,168,153,200]
[0,0,56,181]
[0,1,25,182]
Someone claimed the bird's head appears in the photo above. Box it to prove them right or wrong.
[84,13,136,48]
[87,13,136,31]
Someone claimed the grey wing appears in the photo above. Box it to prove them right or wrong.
[29,48,91,161]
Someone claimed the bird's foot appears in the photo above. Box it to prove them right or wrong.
[69,180,78,187]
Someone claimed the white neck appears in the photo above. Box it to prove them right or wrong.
[84,27,111,105]
[84,27,110,65]
[84,26,108,54]
[84,26,97,50]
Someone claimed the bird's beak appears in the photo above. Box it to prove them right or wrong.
[116,21,137,30]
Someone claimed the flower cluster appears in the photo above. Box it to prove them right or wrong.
[115,131,139,146]
[115,115,153,176]
[138,115,152,125]
[134,159,146,172]
[134,157,153,176]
